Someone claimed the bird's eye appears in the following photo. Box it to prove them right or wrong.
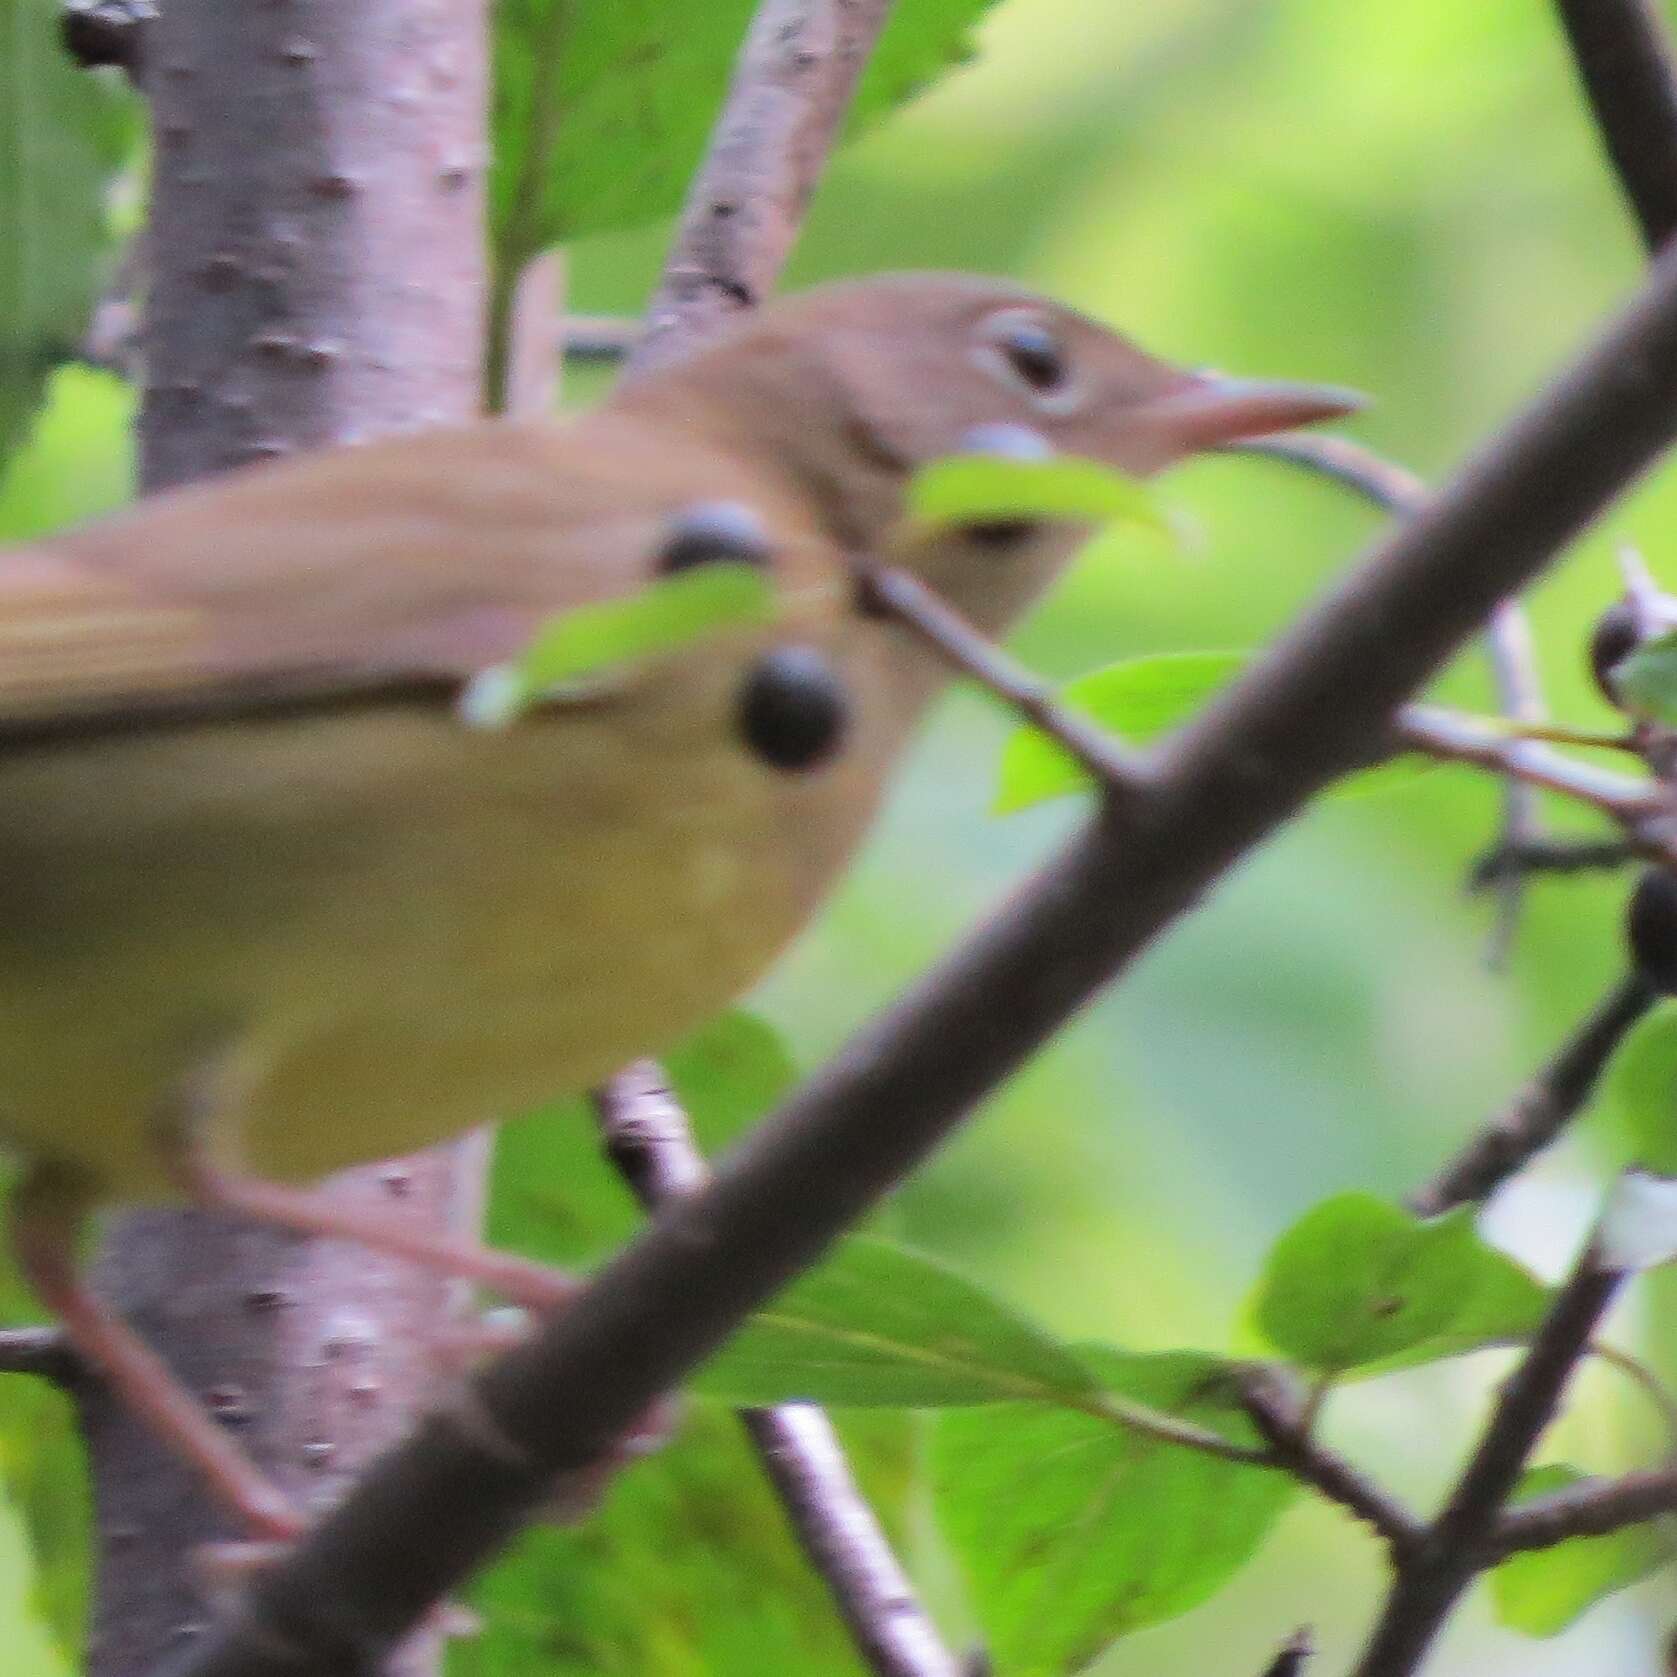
[999,323,1065,391]
[976,310,1081,412]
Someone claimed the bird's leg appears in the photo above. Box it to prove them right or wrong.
[9,1166,304,1541]
[156,1097,579,1314]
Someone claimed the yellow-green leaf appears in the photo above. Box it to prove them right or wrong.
[461,563,774,727]
[906,453,1166,533]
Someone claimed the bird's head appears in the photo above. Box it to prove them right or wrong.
[625,273,1361,637]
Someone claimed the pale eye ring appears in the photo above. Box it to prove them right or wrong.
[974,309,1084,414]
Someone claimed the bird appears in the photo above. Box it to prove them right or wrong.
[0,272,1357,1534]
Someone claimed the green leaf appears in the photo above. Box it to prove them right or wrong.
[1491,1464,1672,1637]
[1253,1193,1549,1377]
[995,653,1430,813]
[933,1349,1291,1672]
[0,0,138,476]
[1602,1001,1677,1175]
[1611,629,1677,726]
[905,452,1165,533]
[695,1237,1097,1407]
[459,1404,916,1677]
[0,1479,71,1677]
[460,563,774,727]
[996,651,1242,812]
[491,0,1000,266]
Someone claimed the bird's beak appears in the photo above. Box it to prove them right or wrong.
[1135,372,1366,453]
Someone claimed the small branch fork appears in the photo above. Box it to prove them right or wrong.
[1395,706,1662,825]
[1236,1365,1423,1559]
[1350,1238,1629,1677]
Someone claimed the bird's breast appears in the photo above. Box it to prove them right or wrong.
[0,626,923,1197]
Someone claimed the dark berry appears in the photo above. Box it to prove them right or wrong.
[736,646,848,772]
[1628,868,1677,994]
[655,502,773,576]
[1590,599,1641,706]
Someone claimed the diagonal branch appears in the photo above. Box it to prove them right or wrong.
[1553,0,1677,252]
[854,562,1148,793]
[171,169,1677,1677]
[1408,972,1657,1216]
[591,1065,960,1677]
[1350,1235,1627,1677]
[1232,433,1550,958]
[630,0,898,375]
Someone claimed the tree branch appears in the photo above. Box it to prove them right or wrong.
[1471,835,1635,885]
[1349,1235,1627,1677]
[1409,972,1657,1216]
[1490,1461,1677,1555]
[629,0,897,375]
[169,178,1677,1677]
[1553,0,1677,252]
[1236,1364,1423,1559]
[854,562,1147,794]
[1231,434,1549,959]
[1395,707,1666,836]
[591,1065,960,1677]
[1258,1627,1316,1677]
[0,1325,79,1385]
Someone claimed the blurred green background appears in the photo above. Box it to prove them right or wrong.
[5,0,1676,1670]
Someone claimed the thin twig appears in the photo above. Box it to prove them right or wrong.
[1490,1461,1677,1555]
[586,4,959,1669]
[1231,433,1550,960]
[1228,432,1425,516]
[1485,600,1549,965]
[591,1065,961,1677]
[629,0,898,376]
[1408,972,1657,1216]
[0,1325,79,1385]
[1259,1627,1316,1677]
[1350,1235,1627,1677]
[1471,835,1635,885]
[854,562,1149,796]
[173,161,1677,1677]
[1552,0,1677,252]
[1396,706,1664,828]
[1587,1339,1677,1442]
[1236,1365,1423,1559]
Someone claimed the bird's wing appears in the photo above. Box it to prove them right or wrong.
[0,415,809,737]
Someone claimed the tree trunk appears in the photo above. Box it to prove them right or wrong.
[82,7,488,1673]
